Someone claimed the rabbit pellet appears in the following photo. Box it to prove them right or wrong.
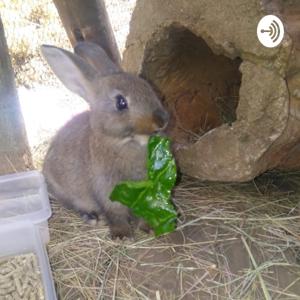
[0,253,45,299]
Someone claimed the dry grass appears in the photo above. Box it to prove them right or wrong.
[0,0,71,87]
[48,172,300,299]
[1,0,136,87]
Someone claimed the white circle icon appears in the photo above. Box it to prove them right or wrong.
[257,15,284,48]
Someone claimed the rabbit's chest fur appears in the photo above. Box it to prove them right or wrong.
[43,111,148,212]
[90,133,148,185]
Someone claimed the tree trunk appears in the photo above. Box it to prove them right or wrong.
[53,0,120,65]
[0,14,32,175]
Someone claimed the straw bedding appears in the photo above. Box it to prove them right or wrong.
[48,172,300,299]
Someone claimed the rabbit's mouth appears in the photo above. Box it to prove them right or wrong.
[133,134,149,146]
[133,114,169,136]
[120,134,149,147]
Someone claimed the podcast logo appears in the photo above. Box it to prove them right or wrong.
[257,15,284,48]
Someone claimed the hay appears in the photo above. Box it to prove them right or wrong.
[1,0,136,87]
[0,0,71,87]
[48,172,300,299]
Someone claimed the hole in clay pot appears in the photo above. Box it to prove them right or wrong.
[141,25,242,145]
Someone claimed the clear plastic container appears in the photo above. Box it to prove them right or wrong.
[0,171,56,299]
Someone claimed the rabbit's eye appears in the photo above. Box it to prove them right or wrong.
[115,94,128,111]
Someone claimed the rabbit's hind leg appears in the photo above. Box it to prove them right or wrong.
[79,211,99,226]
[47,183,101,225]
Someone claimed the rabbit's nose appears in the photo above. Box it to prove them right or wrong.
[153,109,169,130]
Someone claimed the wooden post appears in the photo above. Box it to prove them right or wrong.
[0,14,32,175]
[52,0,121,65]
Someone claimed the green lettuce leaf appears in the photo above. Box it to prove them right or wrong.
[110,135,177,236]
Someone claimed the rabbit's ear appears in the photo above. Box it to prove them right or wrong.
[41,45,97,100]
[74,41,121,77]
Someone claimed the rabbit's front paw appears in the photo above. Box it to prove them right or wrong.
[138,219,152,234]
[109,222,133,240]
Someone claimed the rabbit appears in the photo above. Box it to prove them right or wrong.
[41,41,169,239]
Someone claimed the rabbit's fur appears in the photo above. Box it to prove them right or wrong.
[41,42,169,239]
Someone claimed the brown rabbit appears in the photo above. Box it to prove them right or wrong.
[41,42,169,239]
